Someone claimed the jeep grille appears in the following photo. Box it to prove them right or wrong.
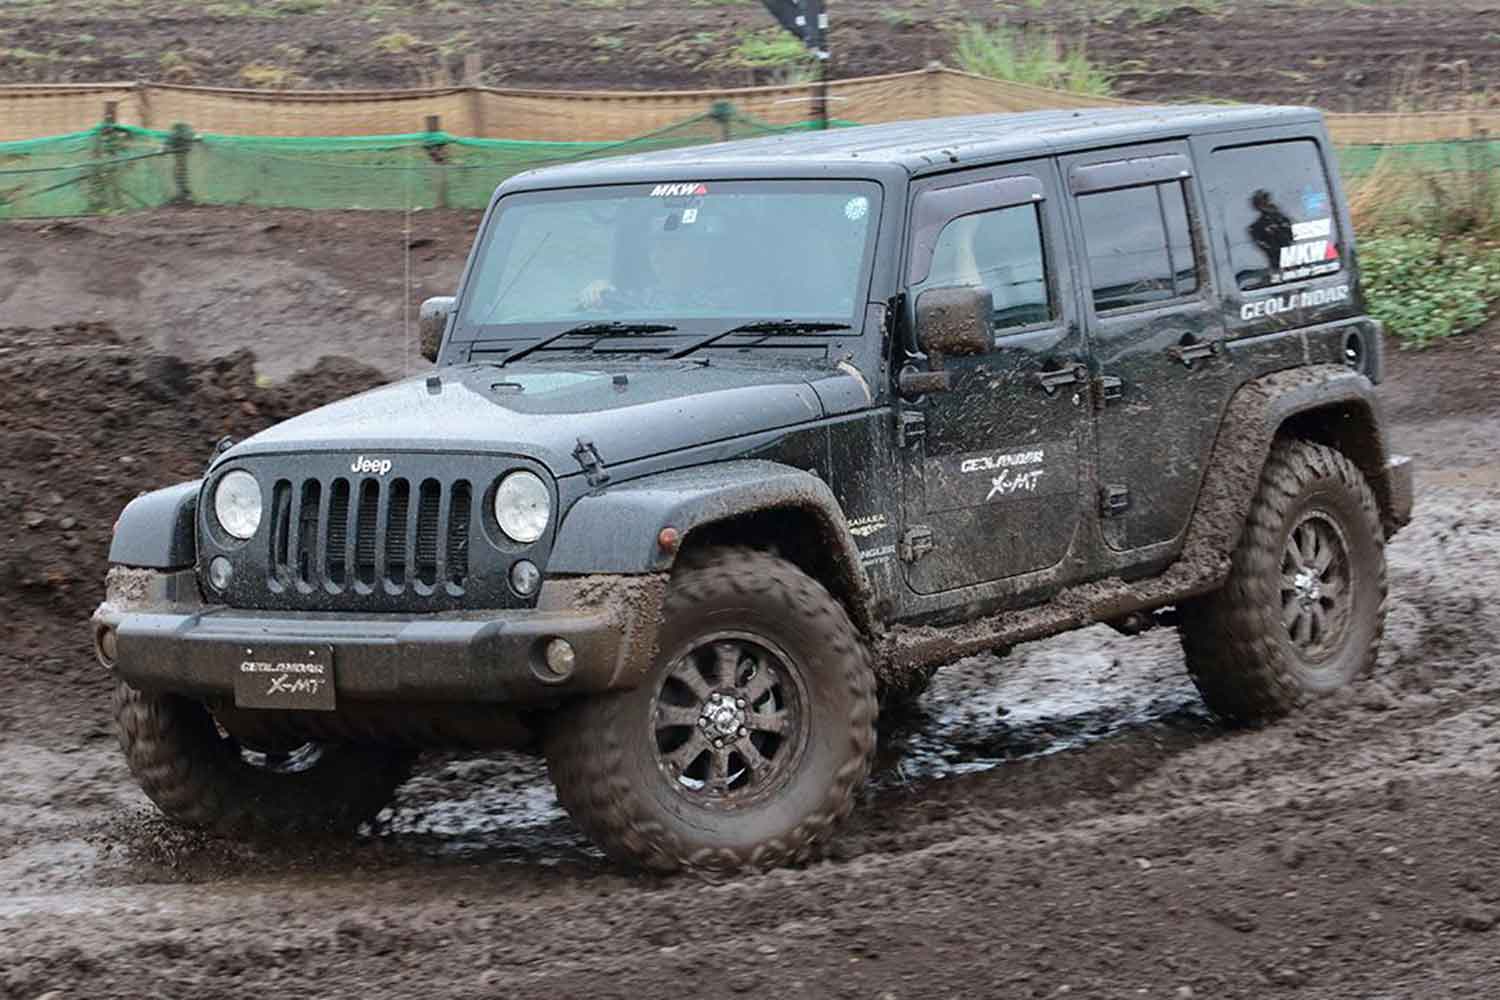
[268,475,472,596]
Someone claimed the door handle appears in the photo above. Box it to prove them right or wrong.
[1032,363,1087,395]
[1167,339,1217,368]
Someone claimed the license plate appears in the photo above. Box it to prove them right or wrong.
[232,643,336,711]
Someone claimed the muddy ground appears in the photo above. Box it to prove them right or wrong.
[2,0,1498,112]
[2,205,1500,996]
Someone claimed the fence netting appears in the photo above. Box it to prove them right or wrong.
[1,106,1494,220]
[0,105,852,218]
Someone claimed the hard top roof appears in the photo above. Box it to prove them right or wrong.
[502,105,1321,190]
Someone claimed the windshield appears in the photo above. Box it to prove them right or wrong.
[457,180,881,341]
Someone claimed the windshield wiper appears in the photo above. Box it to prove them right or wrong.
[500,321,678,367]
[667,320,853,360]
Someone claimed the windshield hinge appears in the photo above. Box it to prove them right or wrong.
[573,438,611,487]
[897,410,926,448]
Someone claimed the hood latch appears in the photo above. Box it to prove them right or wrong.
[573,437,611,487]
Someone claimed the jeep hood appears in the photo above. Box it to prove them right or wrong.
[220,362,872,476]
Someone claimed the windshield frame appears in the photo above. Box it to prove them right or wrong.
[449,177,888,356]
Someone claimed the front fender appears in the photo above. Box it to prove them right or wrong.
[108,480,201,569]
[549,459,862,576]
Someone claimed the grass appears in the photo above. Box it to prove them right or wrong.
[1360,235,1500,347]
[952,22,1112,96]
[238,62,294,87]
[372,31,421,54]
[732,28,811,68]
[879,7,917,27]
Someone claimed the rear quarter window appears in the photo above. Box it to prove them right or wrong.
[1210,140,1343,291]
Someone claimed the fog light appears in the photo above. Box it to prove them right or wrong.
[95,624,118,668]
[544,638,576,678]
[509,559,540,597]
[208,555,234,591]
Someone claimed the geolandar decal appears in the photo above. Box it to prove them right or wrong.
[924,439,1078,514]
[1240,283,1350,322]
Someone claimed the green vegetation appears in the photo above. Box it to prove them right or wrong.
[1360,236,1500,347]
[373,31,421,54]
[238,62,295,87]
[732,28,810,68]
[879,8,917,27]
[952,22,1112,96]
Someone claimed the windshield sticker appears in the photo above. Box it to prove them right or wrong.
[1239,283,1350,321]
[1249,190,1341,286]
[844,196,870,221]
[649,182,709,197]
[679,208,699,225]
[1302,187,1330,217]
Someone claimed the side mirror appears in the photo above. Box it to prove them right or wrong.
[418,296,455,364]
[915,285,995,361]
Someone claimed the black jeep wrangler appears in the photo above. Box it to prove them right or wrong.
[97,107,1413,872]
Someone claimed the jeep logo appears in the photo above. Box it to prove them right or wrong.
[351,455,393,476]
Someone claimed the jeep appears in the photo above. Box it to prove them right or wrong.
[96,107,1414,872]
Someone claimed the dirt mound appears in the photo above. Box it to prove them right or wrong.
[0,323,387,669]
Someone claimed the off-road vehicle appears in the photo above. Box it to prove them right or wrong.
[97,107,1413,871]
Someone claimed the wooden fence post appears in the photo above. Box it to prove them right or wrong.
[423,114,448,210]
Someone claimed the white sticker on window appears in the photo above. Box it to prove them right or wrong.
[681,208,699,225]
[845,196,869,221]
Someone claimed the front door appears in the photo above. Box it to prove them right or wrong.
[898,160,1091,597]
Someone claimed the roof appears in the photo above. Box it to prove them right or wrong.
[504,105,1322,190]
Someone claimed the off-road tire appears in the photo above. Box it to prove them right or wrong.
[114,681,413,836]
[1179,438,1387,724]
[545,547,878,872]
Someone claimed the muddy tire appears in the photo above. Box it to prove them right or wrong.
[545,547,877,873]
[1180,439,1387,724]
[114,681,413,835]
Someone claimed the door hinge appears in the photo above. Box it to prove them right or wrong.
[899,525,934,563]
[1093,375,1123,409]
[897,410,926,448]
[572,437,611,487]
[1101,485,1131,516]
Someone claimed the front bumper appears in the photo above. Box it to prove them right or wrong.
[93,568,667,705]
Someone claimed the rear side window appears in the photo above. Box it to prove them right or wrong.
[1077,182,1199,312]
[920,203,1054,331]
[1211,140,1342,291]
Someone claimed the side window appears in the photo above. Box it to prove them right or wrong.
[1211,140,1342,291]
[921,203,1053,331]
[1076,181,1200,313]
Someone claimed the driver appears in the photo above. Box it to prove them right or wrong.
[578,211,715,311]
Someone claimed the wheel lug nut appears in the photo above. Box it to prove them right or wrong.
[713,738,723,748]
[738,727,748,737]
[736,698,746,708]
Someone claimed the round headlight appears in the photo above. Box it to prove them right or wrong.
[494,471,550,544]
[214,470,263,540]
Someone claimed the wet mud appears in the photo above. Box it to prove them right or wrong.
[4,317,1500,997]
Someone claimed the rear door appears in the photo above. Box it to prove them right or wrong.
[1059,142,1233,565]
[898,159,1092,596]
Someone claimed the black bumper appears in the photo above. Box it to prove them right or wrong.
[95,570,667,705]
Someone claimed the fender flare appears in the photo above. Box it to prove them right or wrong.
[548,459,873,624]
[1178,364,1401,577]
[108,480,201,569]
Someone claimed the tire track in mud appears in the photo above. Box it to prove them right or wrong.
[5,335,1500,996]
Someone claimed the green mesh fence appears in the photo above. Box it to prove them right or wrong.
[1,109,1492,221]
[0,106,854,219]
